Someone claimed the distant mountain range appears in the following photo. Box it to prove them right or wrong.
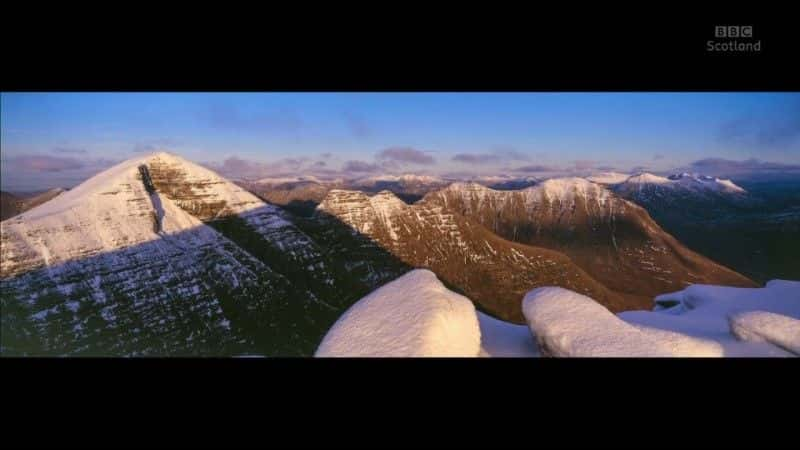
[607,172,799,282]
[1,154,795,356]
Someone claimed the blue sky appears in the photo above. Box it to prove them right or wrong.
[2,92,799,191]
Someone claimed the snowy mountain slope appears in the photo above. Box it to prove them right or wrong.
[0,152,372,356]
[421,179,755,306]
[315,270,481,357]
[315,188,627,322]
[2,154,201,278]
[0,154,285,355]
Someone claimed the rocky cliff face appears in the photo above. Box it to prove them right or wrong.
[316,188,625,322]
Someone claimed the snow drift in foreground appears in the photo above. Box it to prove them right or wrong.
[522,287,723,357]
[317,271,798,357]
[315,270,481,357]
[620,280,800,357]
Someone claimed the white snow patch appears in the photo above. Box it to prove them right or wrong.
[621,280,800,357]
[315,269,481,357]
[522,287,721,356]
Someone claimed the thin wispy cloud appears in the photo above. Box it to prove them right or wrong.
[685,158,800,176]
[718,101,800,149]
[343,112,372,139]
[4,155,85,172]
[452,147,530,165]
[492,146,530,161]
[511,164,560,173]
[343,160,382,173]
[52,147,87,154]
[452,153,500,164]
[133,138,180,153]
[571,160,598,171]
[377,147,435,165]
[0,155,121,190]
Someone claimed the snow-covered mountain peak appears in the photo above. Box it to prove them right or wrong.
[15,153,155,221]
[625,172,671,185]
[533,177,609,202]
[0,154,215,278]
[357,174,444,184]
[620,171,746,194]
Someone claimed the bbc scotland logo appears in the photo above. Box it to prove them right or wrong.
[708,25,761,52]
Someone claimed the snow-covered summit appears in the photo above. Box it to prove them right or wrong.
[620,172,746,194]
[0,151,309,278]
[624,172,672,185]
[1,153,211,277]
[15,151,265,223]
[533,177,610,203]
[439,177,611,206]
[354,174,445,186]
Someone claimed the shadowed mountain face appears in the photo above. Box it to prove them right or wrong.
[420,180,756,305]
[315,189,627,322]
